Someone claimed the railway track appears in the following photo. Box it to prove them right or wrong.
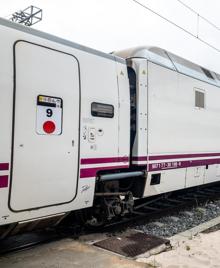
[102,182,220,231]
[1,182,220,255]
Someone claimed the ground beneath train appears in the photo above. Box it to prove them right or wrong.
[0,238,148,268]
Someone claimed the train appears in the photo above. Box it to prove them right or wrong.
[1,16,220,237]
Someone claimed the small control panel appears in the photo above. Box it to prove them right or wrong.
[88,128,96,143]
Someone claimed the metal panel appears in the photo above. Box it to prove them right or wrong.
[129,59,148,165]
[94,231,169,257]
[185,167,205,188]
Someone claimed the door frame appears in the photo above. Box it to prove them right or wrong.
[8,40,81,212]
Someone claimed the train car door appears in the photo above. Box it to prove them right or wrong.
[9,41,80,211]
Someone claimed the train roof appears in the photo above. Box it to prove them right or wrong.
[0,17,125,64]
[114,46,220,87]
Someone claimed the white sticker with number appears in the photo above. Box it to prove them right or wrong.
[36,95,63,135]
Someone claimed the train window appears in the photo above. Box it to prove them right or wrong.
[201,67,214,80]
[91,102,114,118]
[195,89,205,109]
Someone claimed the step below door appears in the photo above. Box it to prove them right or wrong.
[10,41,80,211]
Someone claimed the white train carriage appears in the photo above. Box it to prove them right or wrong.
[0,17,129,235]
[115,46,220,197]
[1,17,220,235]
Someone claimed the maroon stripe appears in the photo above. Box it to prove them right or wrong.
[80,165,129,178]
[132,156,148,161]
[0,175,8,188]
[149,153,220,161]
[0,163,9,171]
[149,158,220,172]
[133,153,220,162]
[81,157,129,165]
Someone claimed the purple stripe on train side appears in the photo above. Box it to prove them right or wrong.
[132,156,148,162]
[80,164,129,178]
[0,163,9,171]
[149,153,220,161]
[133,153,220,162]
[0,176,8,188]
[148,158,220,172]
[81,157,129,165]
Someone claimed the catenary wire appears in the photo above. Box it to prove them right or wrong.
[176,0,220,31]
[132,0,220,53]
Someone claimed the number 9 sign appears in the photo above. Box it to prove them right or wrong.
[36,95,63,135]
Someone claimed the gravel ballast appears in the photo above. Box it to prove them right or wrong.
[135,199,220,237]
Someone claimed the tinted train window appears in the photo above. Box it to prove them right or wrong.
[91,102,114,118]
[201,67,214,80]
[195,89,205,109]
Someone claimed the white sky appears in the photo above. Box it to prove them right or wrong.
[1,0,220,72]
